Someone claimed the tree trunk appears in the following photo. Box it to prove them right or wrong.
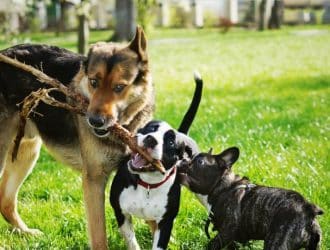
[268,0,283,29]
[110,0,136,41]
[258,0,266,31]
[56,0,65,36]
[78,0,89,55]
[78,14,89,54]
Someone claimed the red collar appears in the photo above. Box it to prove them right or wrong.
[137,167,177,189]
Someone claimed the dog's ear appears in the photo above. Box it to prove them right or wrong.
[84,45,94,73]
[215,147,239,169]
[83,57,89,74]
[128,26,148,62]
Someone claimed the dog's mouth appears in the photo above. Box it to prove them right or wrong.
[128,153,156,173]
[93,128,110,138]
[176,161,194,186]
[176,159,190,175]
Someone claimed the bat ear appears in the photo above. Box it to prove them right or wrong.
[215,147,239,169]
[128,26,148,62]
[208,148,213,154]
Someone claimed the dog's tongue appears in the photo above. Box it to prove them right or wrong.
[131,154,148,168]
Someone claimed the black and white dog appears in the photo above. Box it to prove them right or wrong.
[110,74,202,250]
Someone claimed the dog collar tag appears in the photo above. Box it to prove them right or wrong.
[147,185,150,199]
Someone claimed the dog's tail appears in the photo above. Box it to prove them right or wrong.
[178,71,203,134]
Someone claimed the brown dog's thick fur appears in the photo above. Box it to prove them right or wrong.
[0,27,154,249]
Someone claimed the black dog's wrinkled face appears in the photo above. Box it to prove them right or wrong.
[180,147,239,195]
[128,121,187,174]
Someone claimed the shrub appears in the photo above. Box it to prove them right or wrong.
[169,5,192,28]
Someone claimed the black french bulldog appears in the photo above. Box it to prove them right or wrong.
[179,147,323,250]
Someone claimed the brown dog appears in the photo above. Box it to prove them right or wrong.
[0,27,153,249]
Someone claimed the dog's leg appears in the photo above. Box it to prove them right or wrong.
[0,114,19,175]
[0,136,42,235]
[110,190,140,250]
[264,233,291,250]
[152,219,175,250]
[306,220,322,250]
[264,241,290,250]
[82,170,108,250]
[207,233,236,250]
[146,220,157,237]
[119,215,140,250]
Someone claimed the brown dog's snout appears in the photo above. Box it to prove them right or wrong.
[87,113,106,128]
[143,135,158,149]
[87,111,117,130]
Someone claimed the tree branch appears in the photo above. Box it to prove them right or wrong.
[0,53,89,110]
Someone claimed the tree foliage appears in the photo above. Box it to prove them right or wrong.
[136,0,156,33]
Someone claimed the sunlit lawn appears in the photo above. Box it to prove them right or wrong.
[0,26,329,249]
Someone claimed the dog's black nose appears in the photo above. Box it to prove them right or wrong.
[143,135,158,149]
[88,115,105,128]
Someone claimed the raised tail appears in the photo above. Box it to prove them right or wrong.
[178,71,203,134]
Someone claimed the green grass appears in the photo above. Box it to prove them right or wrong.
[0,26,329,249]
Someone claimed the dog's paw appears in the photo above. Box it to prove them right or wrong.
[206,236,221,250]
[12,227,43,236]
[24,228,43,236]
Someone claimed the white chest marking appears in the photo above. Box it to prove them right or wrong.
[119,176,175,222]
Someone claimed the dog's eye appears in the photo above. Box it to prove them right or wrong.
[168,140,175,148]
[147,125,157,132]
[113,84,126,93]
[197,158,205,166]
[89,78,99,88]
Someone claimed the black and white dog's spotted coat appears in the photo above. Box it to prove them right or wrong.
[110,74,202,250]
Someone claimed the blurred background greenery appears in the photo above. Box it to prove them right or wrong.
[1,0,330,52]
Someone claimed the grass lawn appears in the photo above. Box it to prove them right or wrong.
[0,26,329,249]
